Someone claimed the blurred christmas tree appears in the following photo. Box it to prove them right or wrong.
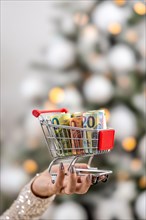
[1,1,145,220]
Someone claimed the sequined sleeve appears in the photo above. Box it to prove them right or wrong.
[0,179,56,220]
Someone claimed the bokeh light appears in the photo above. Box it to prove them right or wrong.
[74,13,89,26]
[108,23,122,35]
[139,176,146,189]
[82,25,98,41]
[114,0,126,6]
[23,160,38,174]
[130,159,142,172]
[26,138,40,149]
[49,87,65,104]
[117,170,130,181]
[133,2,146,15]
[125,30,138,43]
[44,101,57,110]
[122,137,137,151]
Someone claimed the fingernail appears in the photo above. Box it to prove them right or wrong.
[70,165,75,173]
[60,162,64,171]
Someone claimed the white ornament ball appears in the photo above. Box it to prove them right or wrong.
[92,1,129,32]
[52,201,88,220]
[108,44,136,73]
[135,191,146,220]
[0,166,28,195]
[46,38,76,69]
[109,105,137,140]
[95,181,136,220]
[21,75,46,102]
[138,135,146,164]
[113,181,136,201]
[132,93,145,114]
[136,21,145,58]
[61,87,83,111]
[80,25,99,46]
[83,76,114,104]
[96,197,133,220]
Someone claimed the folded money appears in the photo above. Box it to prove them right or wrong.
[51,113,71,156]
[69,117,84,155]
[49,109,107,155]
[83,110,107,154]
[71,112,82,117]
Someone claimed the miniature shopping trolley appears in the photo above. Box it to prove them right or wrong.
[32,108,115,184]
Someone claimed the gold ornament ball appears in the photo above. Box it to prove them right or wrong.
[23,160,38,174]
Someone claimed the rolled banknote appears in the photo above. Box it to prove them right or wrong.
[51,113,71,156]
[71,112,82,117]
[83,112,94,154]
[69,117,84,155]
[83,110,107,153]
[88,110,107,129]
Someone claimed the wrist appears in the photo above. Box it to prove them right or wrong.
[31,175,54,198]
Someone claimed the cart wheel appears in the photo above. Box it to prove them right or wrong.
[101,175,109,183]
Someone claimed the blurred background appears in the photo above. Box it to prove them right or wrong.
[1,0,146,219]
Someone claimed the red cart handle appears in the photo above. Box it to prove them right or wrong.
[32,108,68,118]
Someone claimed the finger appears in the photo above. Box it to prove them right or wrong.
[75,174,92,194]
[60,163,88,173]
[77,176,82,183]
[74,163,89,169]
[65,165,76,194]
[54,163,65,193]
[75,175,91,194]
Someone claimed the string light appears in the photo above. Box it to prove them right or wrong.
[74,13,89,26]
[82,25,98,40]
[23,160,38,174]
[117,75,130,89]
[114,0,126,6]
[44,101,56,110]
[27,138,39,149]
[108,23,122,35]
[139,176,146,189]
[130,159,142,172]
[49,87,65,104]
[117,171,129,181]
[133,2,146,15]
[122,137,137,151]
[125,30,138,43]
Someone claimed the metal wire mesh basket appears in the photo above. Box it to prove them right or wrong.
[32,108,115,182]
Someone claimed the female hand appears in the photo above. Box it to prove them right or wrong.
[31,163,92,198]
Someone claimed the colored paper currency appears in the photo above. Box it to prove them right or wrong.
[71,112,82,117]
[69,117,84,155]
[51,113,71,156]
[83,110,107,153]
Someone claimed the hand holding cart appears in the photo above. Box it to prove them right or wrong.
[32,108,115,184]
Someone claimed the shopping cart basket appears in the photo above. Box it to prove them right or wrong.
[32,108,115,183]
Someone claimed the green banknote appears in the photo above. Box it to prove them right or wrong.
[51,113,71,156]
